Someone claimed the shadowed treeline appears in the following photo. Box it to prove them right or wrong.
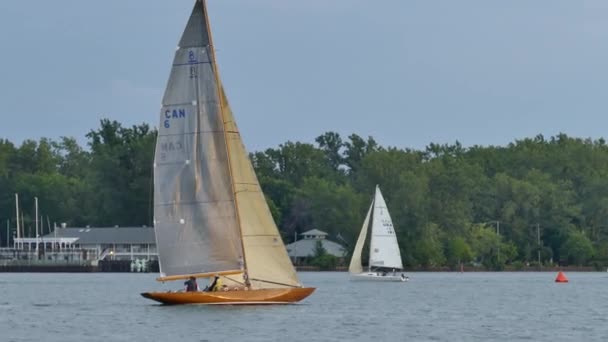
[1,120,607,269]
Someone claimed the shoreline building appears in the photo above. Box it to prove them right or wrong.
[285,229,347,265]
[8,226,157,265]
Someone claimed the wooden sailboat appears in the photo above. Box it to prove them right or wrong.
[141,0,314,305]
[348,186,409,282]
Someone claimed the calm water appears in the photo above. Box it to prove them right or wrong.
[1,272,607,341]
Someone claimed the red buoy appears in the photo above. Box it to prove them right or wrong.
[555,271,568,283]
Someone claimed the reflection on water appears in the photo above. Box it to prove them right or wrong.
[0,272,607,341]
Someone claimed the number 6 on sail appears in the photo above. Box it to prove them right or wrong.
[141,0,315,305]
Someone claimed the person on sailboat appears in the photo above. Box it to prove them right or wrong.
[212,275,223,291]
[184,276,199,292]
[204,275,223,292]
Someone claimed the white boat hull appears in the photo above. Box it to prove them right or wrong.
[350,272,409,282]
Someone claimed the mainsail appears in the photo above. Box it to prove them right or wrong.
[369,186,404,269]
[153,0,301,289]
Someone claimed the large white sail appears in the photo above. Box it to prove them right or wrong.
[348,200,373,274]
[153,0,244,277]
[368,186,403,270]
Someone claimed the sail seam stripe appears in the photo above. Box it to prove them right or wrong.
[155,162,190,166]
[154,200,233,206]
[163,102,216,106]
[158,130,225,137]
[172,61,212,66]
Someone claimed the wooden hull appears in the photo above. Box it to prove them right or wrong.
[141,287,315,305]
[350,272,409,282]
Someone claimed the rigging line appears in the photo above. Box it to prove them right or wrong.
[222,276,245,286]
[249,278,300,288]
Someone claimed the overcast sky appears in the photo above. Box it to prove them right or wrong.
[0,0,606,151]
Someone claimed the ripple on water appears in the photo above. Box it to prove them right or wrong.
[0,272,607,341]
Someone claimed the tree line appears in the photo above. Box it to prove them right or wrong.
[1,119,607,268]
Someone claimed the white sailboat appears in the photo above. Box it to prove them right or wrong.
[349,185,409,282]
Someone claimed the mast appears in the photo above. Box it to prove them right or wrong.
[40,215,44,254]
[201,0,249,283]
[537,223,541,270]
[293,231,297,265]
[367,196,375,272]
[35,197,39,253]
[15,193,20,248]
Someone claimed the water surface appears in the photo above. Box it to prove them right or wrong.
[0,272,606,341]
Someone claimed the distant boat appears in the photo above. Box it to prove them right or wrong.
[141,0,314,305]
[349,186,409,282]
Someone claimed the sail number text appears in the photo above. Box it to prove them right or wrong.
[382,219,395,235]
[164,108,186,128]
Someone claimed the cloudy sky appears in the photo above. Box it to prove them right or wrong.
[0,0,606,151]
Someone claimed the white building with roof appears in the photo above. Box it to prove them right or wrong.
[285,229,347,265]
[12,226,157,263]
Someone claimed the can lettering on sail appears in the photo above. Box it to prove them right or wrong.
[163,108,186,128]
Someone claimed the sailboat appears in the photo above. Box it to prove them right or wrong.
[141,0,315,305]
[349,186,409,282]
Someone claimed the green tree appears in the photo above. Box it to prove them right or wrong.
[315,132,344,171]
[560,230,594,266]
[446,237,473,266]
[86,119,156,226]
[469,223,502,269]
[411,223,445,267]
[343,134,378,175]
[310,240,338,270]
[296,177,365,247]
